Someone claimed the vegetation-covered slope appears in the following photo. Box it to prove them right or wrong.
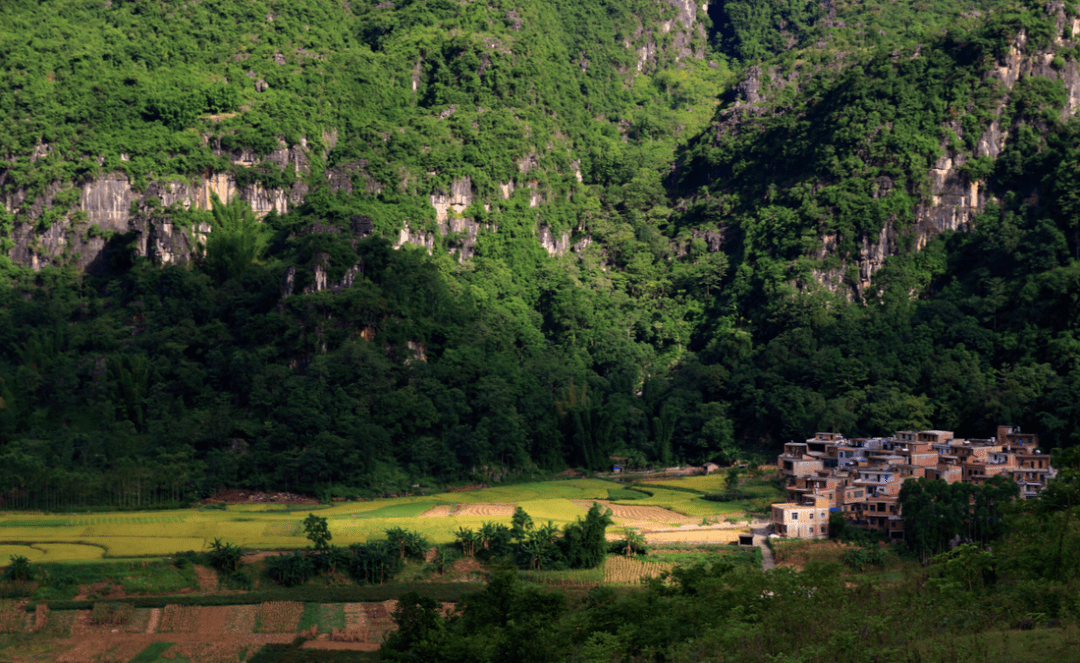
[2,0,1080,504]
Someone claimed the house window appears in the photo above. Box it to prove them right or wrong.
[791,513,798,520]
[821,513,826,520]
[809,527,814,533]
[809,513,814,520]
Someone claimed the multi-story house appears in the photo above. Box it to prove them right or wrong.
[771,496,831,539]
[769,426,1057,540]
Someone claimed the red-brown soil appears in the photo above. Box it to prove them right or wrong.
[203,489,319,504]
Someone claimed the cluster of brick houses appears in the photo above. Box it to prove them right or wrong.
[769,426,1056,539]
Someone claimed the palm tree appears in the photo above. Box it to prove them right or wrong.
[622,528,646,557]
[205,192,267,281]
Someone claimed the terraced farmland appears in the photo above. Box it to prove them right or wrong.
[0,477,775,559]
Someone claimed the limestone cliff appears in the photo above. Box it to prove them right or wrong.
[626,0,709,73]
[2,141,311,272]
[817,6,1080,298]
[4,159,580,272]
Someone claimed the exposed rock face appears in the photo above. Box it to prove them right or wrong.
[538,224,570,256]
[691,228,727,252]
[629,0,707,71]
[3,140,312,271]
[136,219,210,268]
[810,5,1080,298]
[7,212,207,275]
[430,177,473,223]
[325,160,382,196]
[395,221,438,254]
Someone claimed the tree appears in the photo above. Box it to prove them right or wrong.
[382,592,449,660]
[207,539,243,573]
[620,528,647,557]
[204,192,267,282]
[386,527,430,561]
[303,513,332,552]
[511,506,534,542]
[561,503,613,569]
[1035,447,1080,580]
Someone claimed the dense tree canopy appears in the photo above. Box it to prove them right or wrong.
[1,0,1079,506]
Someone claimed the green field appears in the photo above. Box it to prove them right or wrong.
[0,478,778,560]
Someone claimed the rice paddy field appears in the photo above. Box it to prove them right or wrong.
[0,476,779,560]
[0,476,775,662]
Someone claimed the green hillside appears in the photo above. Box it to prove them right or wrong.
[1,0,1080,503]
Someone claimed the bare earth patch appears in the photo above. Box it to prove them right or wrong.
[646,530,743,543]
[364,600,399,645]
[204,489,318,505]
[193,565,219,592]
[158,605,200,633]
[145,608,161,634]
[239,551,287,564]
[419,505,454,517]
[223,604,257,635]
[571,500,694,523]
[256,601,303,633]
[197,605,228,635]
[453,503,517,517]
[303,640,381,651]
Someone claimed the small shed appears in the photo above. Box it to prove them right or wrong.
[703,462,721,475]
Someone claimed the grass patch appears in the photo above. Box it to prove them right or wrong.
[119,564,197,594]
[317,602,345,632]
[606,488,649,501]
[648,548,759,567]
[297,602,320,632]
[347,503,445,519]
[908,623,1080,662]
[28,560,196,601]
[129,642,175,663]
[0,479,774,559]
[638,474,729,493]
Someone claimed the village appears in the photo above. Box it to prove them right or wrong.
[769,426,1057,539]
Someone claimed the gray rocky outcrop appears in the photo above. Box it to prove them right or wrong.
[806,5,1080,299]
[3,139,312,272]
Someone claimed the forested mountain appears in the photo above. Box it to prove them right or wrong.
[1,0,1079,505]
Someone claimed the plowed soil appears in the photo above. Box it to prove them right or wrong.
[193,565,219,592]
[453,503,516,517]
[420,503,517,517]
[571,500,694,523]
[419,505,454,517]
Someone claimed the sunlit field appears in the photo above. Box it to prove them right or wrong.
[0,478,773,558]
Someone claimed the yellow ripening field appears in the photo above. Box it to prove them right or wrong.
[0,479,769,559]
[617,486,736,517]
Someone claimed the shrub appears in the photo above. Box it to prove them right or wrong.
[385,527,430,561]
[842,545,885,572]
[208,539,244,573]
[4,556,34,582]
[346,541,403,585]
[703,488,755,502]
[224,568,254,591]
[90,601,134,625]
[267,551,316,588]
